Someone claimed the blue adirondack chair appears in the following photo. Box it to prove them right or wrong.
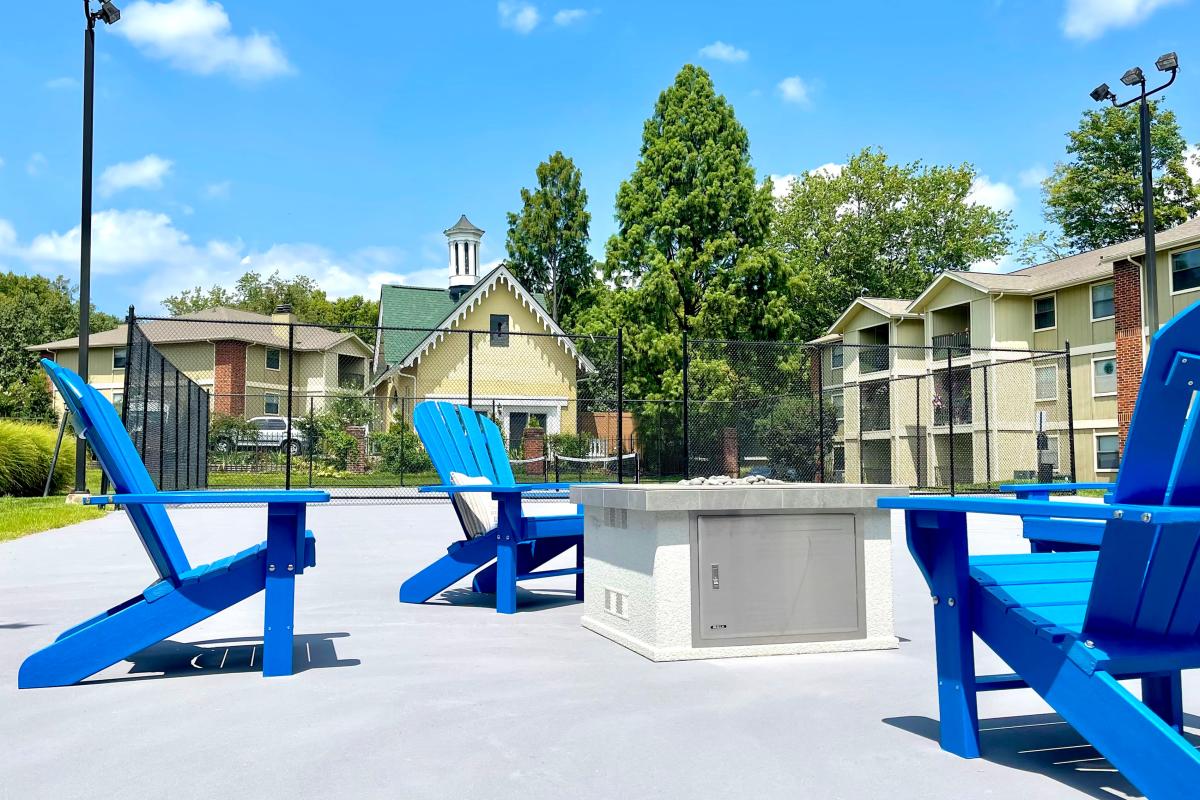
[879,301,1200,798]
[400,401,583,614]
[19,359,329,688]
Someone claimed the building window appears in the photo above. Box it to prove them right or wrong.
[830,344,844,369]
[1033,295,1056,331]
[265,393,280,415]
[1092,356,1117,397]
[1172,247,1200,293]
[832,443,845,475]
[1090,282,1114,320]
[1034,364,1057,401]
[830,390,844,423]
[112,391,124,416]
[112,347,127,370]
[266,347,281,370]
[490,314,509,346]
[1096,433,1120,472]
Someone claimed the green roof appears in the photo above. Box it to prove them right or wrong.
[377,268,550,369]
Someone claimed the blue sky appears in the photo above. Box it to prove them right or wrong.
[1,0,1198,314]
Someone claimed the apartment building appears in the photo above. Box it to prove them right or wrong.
[816,216,1200,485]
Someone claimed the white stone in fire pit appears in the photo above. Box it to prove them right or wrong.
[570,483,907,661]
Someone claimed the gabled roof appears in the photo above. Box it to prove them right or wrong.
[827,297,918,335]
[31,306,372,355]
[444,214,484,235]
[371,265,594,389]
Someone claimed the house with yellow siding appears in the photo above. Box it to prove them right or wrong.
[370,215,594,444]
[818,215,1200,485]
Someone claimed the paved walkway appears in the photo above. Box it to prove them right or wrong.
[0,501,1191,799]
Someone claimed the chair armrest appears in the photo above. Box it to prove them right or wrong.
[998,482,1114,494]
[418,484,575,495]
[86,489,330,506]
[878,495,1200,524]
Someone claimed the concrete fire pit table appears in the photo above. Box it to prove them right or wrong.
[569,482,907,661]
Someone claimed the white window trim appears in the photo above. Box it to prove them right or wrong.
[1032,293,1057,332]
[112,346,128,371]
[1169,246,1200,296]
[1089,281,1115,322]
[265,347,282,371]
[830,345,844,370]
[264,392,281,415]
[1091,355,1118,398]
[1094,431,1120,474]
[1034,363,1058,402]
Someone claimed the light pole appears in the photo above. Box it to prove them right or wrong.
[75,1,121,495]
[1090,51,1179,335]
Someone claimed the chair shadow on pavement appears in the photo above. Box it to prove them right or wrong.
[885,712,1200,799]
[434,587,581,612]
[84,632,359,684]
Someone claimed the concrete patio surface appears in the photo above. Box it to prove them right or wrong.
[1,499,1195,799]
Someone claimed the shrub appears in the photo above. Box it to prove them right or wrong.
[0,420,75,496]
[547,432,589,459]
[210,414,257,450]
[372,425,432,473]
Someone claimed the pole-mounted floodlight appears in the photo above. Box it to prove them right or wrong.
[73,0,121,496]
[1088,53,1181,340]
[1090,83,1116,103]
[1156,51,1179,73]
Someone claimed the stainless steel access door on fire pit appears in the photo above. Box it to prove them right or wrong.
[693,513,866,646]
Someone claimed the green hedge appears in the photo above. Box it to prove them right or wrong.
[0,421,75,496]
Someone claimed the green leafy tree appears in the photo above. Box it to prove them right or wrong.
[163,271,379,332]
[771,148,1013,340]
[1042,100,1199,252]
[505,151,595,327]
[0,273,119,418]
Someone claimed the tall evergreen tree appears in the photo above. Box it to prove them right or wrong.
[504,151,594,327]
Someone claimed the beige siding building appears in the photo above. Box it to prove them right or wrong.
[819,216,1200,485]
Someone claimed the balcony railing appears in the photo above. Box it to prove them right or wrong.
[861,381,891,432]
[932,400,972,427]
[932,331,970,358]
[859,344,891,374]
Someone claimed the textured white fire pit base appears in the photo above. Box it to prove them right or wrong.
[570,484,906,662]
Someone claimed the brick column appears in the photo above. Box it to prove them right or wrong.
[1113,258,1143,449]
[213,341,247,416]
[522,428,545,475]
[345,425,368,473]
[721,427,739,477]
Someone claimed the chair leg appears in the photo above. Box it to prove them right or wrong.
[575,540,584,601]
[262,568,296,677]
[496,538,518,614]
[1143,672,1184,733]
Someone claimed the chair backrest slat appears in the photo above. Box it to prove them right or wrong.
[41,359,191,582]
[1085,302,1200,639]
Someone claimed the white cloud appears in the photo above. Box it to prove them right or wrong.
[204,180,232,199]
[45,77,79,90]
[971,255,1016,274]
[967,176,1018,212]
[553,8,590,25]
[769,174,798,200]
[1,209,440,311]
[499,2,540,33]
[1018,165,1049,189]
[99,154,173,196]
[699,41,748,63]
[116,0,293,81]
[809,162,844,179]
[26,153,47,176]
[1186,146,1200,185]
[1061,0,1181,40]
[777,76,811,106]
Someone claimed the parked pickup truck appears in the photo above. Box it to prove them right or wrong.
[212,416,308,455]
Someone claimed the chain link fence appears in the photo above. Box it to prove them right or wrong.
[685,336,1075,494]
[116,311,1075,500]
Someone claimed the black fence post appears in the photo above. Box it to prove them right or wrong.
[467,331,474,408]
[285,321,295,491]
[857,376,864,484]
[816,344,825,483]
[158,354,165,489]
[682,330,690,479]
[308,396,316,488]
[915,374,923,489]
[399,396,407,488]
[617,328,624,484]
[983,362,992,489]
[946,347,956,496]
[1064,342,1077,483]
[173,371,180,491]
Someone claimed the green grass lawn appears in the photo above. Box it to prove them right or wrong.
[0,497,107,543]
